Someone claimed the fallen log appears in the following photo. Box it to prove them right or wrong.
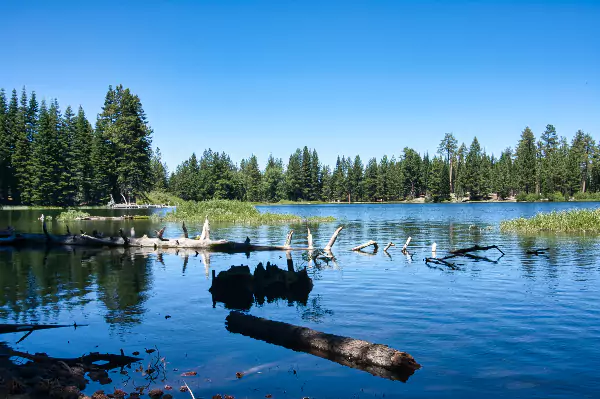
[225,312,420,382]
[352,240,378,252]
[6,349,141,371]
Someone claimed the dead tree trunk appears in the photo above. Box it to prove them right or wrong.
[324,226,343,251]
[352,240,378,251]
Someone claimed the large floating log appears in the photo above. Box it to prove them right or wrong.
[0,323,79,335]
[226,312,420,382]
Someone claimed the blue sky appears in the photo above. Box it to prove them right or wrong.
[2,0,599,171]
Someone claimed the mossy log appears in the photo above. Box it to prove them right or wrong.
[225,311,420,382]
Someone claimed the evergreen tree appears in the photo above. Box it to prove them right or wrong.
[4,89,21,202]
[60,105,77,205]
[514,127,537,194]
[349,155,364,202]
[387,157,404,200]
[402,148,421,198]
[363,158,378,201]
[494,148,513,199]
[376,155,389,200]
[150,147,169,192]
[428,156,450,202]
[571,130,596,193]
[285,149,303,201]
[540,124,558,194]
[72,107,94,203]
[464,137,483,199]
[310,149,321,201]
[240,154,262,202]
[301,146,312,200]
[438,133,458,193]
[0,89,9,203]
[320,165,333,202]
[262,155,285,202]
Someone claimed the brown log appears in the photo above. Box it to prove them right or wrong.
[226,311,420,382]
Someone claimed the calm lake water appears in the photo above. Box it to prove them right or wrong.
[1,203,600,398]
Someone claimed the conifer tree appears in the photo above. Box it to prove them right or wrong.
[514,127,537,194]
[262,155,285,202]
[0,89,9,203]
[363,158,378,201]
[73,106,94,203]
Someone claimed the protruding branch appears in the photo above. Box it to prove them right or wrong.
[307,227,313,250]
[324,226,343,251]
[182,221,189,239]
[383,242,395,252]
[401,237,412,254]
[200,216,210,240]
[284,230,294,248]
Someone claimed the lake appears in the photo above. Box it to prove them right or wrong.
[1,202,600,398]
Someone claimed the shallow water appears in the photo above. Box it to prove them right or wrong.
[1,203,600,398]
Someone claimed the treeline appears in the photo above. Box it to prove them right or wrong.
[0,86,161,205]
[169,127,599,203]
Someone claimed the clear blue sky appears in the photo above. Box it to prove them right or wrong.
[2,0,599,171]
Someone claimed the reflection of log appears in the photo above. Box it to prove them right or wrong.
[7,349,141,371]
[425,257,458,270]
[352,240,378,252]
[284,230,294,247]
[307,227,313,250]
[225,312,420,382]
[210,263,313,310]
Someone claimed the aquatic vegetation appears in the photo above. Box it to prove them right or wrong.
[500,208,600,233]
[56,210,90,221]
[154,199,335,223]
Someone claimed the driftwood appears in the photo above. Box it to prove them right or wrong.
[10,220,345,254]
[225,312,420,382]
[352,240,378,252]
[324,226,343,251]
[401,237,412,254]
[210,262,313,310]
[383,242,395,252]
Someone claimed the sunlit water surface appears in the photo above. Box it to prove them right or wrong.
[1,203,600,398]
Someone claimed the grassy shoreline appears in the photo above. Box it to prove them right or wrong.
[500,208,600,233]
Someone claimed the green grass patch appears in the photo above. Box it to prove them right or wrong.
[155,199,335,223]
[56,210,91,221]
[500,208,600,233]
[143,190,185,206]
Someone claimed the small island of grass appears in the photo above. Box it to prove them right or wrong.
[500,208,600,233]
[157,199,335,223]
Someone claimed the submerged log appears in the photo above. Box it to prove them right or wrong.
[225,312,420,382]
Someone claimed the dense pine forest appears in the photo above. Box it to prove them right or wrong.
[170,128,599,203]
[1,86,598,206]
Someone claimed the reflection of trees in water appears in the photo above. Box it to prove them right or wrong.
[298,295,333,323]
[0,247,152,326]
